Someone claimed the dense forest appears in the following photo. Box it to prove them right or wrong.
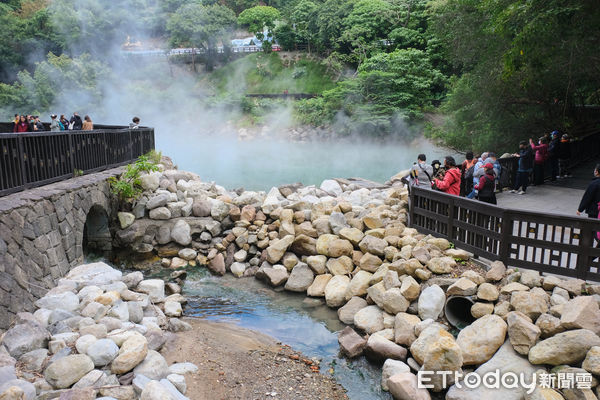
[1,0,599,152]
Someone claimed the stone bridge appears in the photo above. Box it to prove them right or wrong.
[0,169,122,330]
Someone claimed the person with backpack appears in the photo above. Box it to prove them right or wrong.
[466,152,488,199]
[432,156,461,196]
[530,137,548,185]
[511,141,534,194]
[461,152,476,196]
[577,164,600,219]
[474,163,497,204]
[409,153,434,188]
[70,112,83,130]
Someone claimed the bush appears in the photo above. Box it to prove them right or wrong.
[108,155,159,202]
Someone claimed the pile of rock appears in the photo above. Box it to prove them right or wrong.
[113,163,600,400]
[0,262,197,400]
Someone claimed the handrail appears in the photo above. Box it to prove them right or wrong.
[409,185,600,281]
[0,127,155,196]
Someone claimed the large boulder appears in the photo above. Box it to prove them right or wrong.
[446,340,538,400]
[86,338,119,367]
[266,236,295,264]
[427,257,456,274]
[65,262,122,286]
[170,220,191,246]
[387,372,431,400]
[358,236,387,257]
[35,292,79,312]
[337,327,366,358]
[560,295,600,334]
[417,285,445,321]
[307,274,332,297]
[111,333,149,374]
[506,311,541,355]
[510,288,549,320]
[528,329,600,365]
[382,288,410,315]
[354,305,384,334]
[394,313,421,346]
[422,332,463,391]
[284,263,314,292]
[44,354,94,389]
[325,276,351,307]
[381,359,410,391]
[337,297,368,325]
[365,334,407,362]
[346,271,373,298]
[136,280,165,303]
[133,350,170,381]
[263,267,289,287]
[2,322,50,358]
[456,314,507,365]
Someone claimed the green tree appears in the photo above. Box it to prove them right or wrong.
[428,0,600,153]
[0,52,109,113]
[237,6,280,51]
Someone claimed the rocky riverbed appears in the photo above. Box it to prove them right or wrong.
[3,158,600,399]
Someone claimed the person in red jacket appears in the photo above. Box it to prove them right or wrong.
[433,156,461,195]
[530,136,548,185]
[13,115,29,133]
[474,163,497,204]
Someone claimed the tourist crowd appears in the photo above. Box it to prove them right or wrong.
[408,130,573,206]
[12,112,93,132]
[11,114,141,132]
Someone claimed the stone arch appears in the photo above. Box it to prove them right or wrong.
[83,204,112,257]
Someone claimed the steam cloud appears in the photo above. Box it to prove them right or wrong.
[11,0,451,190]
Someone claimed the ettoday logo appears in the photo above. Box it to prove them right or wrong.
[417,370,593,393]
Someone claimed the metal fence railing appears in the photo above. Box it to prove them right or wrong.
[409,186,600,281]
[0,127,155,196]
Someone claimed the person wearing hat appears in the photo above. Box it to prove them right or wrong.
[474,162,497,204]
[548,130,561,181]
[50,114,60,131]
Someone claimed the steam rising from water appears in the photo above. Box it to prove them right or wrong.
[15,1,453,190]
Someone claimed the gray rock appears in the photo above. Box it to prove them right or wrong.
[35,292,79,312]
[18,349,48,372]
[0,379,36,400]
[329,212,349,235]
[158,378,189,400]
[168,363,198,375]
[2,322,50,358]
[140,380,178,400]
[446,340,537,400]
[354,305,384,334]
[358,235,388,257]
[284,263,315,292]
[65,262,122,286]
[122,271,144,289]
[0,365,16,386]
[118,212,136,229]
[72,369,108,389]
[86,339,119,367]
[146,193,170,210]
[338,297,368,325]
[168,319,192,332]
[133,350,170,380]
[381,359,410,391]
[149,207,171,220]
[128,302,144,324]
[528,329,600,365]
[365,334,407,363]
[417,285,445,321]
[167,374,186,395]
[136,280,165,303]
[44,354,94,389]
[170,220,191,246]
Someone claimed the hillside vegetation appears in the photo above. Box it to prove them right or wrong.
[0,0,598,152]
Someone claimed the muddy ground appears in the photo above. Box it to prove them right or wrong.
[162,318,349,400]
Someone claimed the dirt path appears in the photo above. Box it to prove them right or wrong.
[162,318,349,400]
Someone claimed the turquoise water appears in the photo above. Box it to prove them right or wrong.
[156,131,451,190]
[183,270,393,400]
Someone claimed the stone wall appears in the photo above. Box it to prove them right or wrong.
[0,169,121,330]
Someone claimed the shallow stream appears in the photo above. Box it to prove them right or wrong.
[182,269,393,400]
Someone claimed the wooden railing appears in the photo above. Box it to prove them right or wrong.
[0,127,155,196]
[409,186,600,281]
